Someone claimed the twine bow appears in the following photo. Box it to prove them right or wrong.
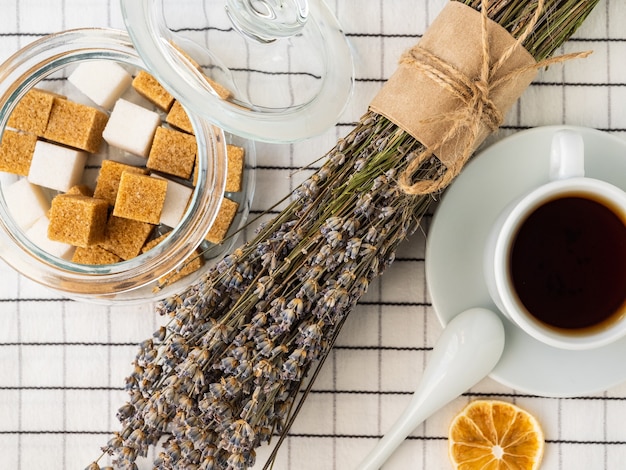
[397,0,592,195]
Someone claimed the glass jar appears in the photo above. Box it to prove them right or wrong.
[0,28,256,304]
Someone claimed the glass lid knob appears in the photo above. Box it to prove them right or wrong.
[225,0,309,43]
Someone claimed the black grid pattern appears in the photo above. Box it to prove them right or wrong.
[1,0,626,468]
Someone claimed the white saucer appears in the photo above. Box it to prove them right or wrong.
[426,125,626,397]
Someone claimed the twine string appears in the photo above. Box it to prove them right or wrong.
[397,0,592,195]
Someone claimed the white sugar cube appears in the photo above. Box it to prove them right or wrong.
[68,61,133,109]
[26,216,75,259]
[103,98,161,157]
[28,140,87,192]
[154,175,194,228]
[3,178,50,230]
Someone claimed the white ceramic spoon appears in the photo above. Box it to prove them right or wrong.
[356,307,505,470]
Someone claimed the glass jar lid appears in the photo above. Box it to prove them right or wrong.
[121,0,354,143]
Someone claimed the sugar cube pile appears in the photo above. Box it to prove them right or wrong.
[0,56,243,287]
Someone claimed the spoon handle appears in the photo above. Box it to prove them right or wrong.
[357,394,432,470]
[356,308,505,470]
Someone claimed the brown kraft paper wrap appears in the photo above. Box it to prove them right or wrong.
[369,2,537,186]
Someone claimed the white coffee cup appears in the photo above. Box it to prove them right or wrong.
[484,129,626,350]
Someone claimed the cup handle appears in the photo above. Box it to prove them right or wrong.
[549,130,585,180]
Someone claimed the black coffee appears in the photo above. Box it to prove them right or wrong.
[510,195,626,330]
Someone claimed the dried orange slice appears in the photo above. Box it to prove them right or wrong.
[448,400,544,470]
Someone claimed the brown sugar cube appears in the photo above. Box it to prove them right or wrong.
[7,88,60,136]
[132,70,175,111]
[142,231,169,252]
[93,160,148,206]
[147,126,197,179]
[192,154,199,186]
[160,251,205,285]
[225,144,245,192]
[170,41,202,69]
[48,194,109,247]
[204,75,233,101]
[113,172,167,225]
[165,81,230,135]
[169,42,232,100]
[142,231,205,286]
[0,130,37,175]
[191,142,244,189]
[166,100,194,135]
[100,215,154,260]
[72,245,122,265]
[66,184,93,197]
[205,197,239,244]
[43,98,108,153]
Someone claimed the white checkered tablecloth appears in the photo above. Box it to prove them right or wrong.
[1,1,626,469]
